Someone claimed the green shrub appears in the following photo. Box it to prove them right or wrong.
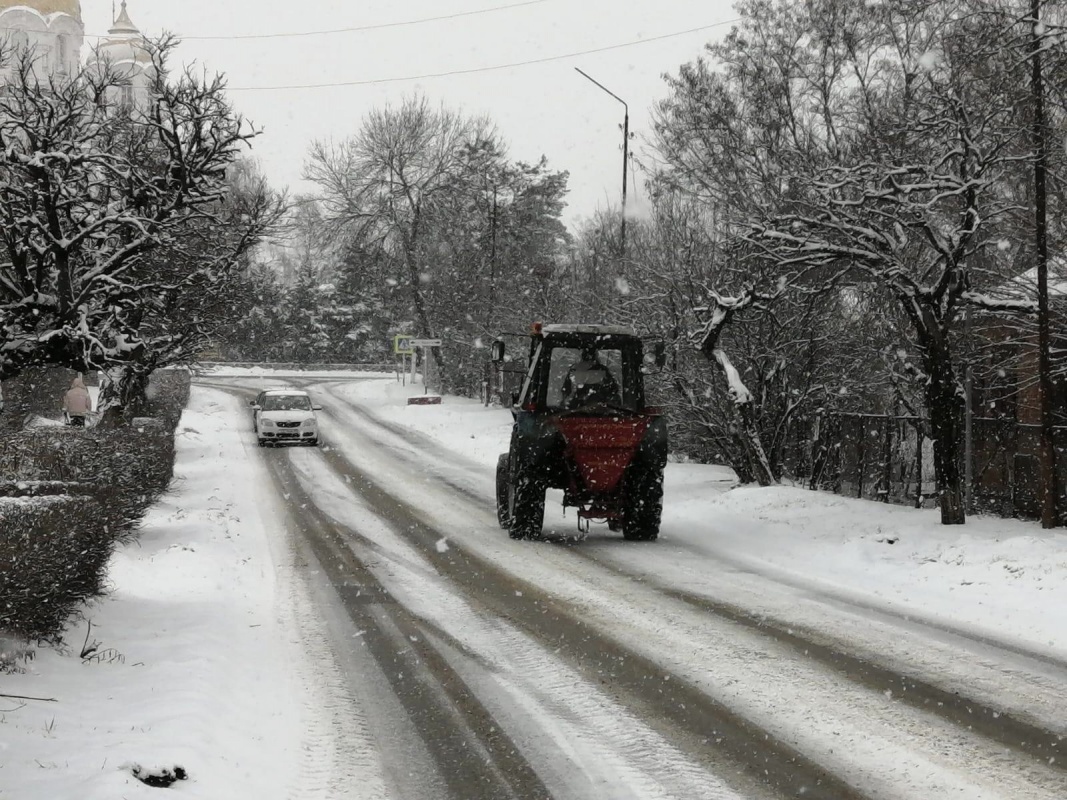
[0,427,175,509]
[0,370,190,646]
[144,368,191,431]
[0,495,117,642]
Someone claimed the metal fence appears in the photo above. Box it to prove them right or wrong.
[804,413,933,507]
[803,412,1067,520]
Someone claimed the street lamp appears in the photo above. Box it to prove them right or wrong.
[575,67,629,257]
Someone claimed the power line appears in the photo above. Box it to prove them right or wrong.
[228,20,739,92]
[76,0,550,41]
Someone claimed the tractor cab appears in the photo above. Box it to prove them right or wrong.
[493,324,668,541]
[516,325,646,415]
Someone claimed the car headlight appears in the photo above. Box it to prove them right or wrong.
[261,419,275,427]
[302,419,315,428]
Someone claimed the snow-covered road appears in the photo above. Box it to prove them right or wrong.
[5,375,1067,799]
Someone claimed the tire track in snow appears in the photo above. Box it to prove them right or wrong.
[296,386,1067,797]
[280,542,393,799]
[224,386,392,800]
[313,382,1067,755]
[302,420,871,800]
[264,454,555,800]
[284,451,763,800]
[565,550,1067,771]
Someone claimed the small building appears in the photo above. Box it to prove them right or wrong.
[970,263,1067,518]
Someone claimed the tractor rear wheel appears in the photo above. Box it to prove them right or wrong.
[623,468,663,541]
[496,454,511,529]
[508,469,545,540]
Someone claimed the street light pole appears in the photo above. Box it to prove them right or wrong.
[1032,0,1059,528]
[575,67,629,257]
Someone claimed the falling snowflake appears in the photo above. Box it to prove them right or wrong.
[435,538,449,553]
[917,50,940,70]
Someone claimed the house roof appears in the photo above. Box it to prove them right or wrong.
[994,260,1067,301]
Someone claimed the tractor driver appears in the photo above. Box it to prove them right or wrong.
[561,352,621,409]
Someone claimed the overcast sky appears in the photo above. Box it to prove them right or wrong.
[82,1,737,227]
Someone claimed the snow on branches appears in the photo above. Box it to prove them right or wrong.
[0,38,265,390]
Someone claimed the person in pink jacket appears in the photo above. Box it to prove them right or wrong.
[63,376,92,427]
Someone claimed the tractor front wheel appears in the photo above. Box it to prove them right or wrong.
[623,469,663,541]
[508,469,545,540]
[496,454,512,529]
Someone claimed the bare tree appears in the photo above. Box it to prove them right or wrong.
[305,95,495,353]
[0,37,261,400]
[651,0,1053,523]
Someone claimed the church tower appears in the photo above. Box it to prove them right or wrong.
[0,0,84,81]
[86,1,153,106]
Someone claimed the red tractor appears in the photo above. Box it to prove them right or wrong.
[493,324,668,541]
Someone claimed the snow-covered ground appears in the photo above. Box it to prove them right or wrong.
[330,376,1067,659]
[1,389,361,799]
[4,372,1067,798]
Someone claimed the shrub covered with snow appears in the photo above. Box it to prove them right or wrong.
[0,370,190,646]
[0,427,175,509]
[0,495,116,642]
[142,368,191,431]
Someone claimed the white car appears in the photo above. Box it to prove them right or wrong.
[250,389,321,447]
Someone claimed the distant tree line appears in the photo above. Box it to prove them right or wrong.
[221,95,574,392]
[218,0,1067,525]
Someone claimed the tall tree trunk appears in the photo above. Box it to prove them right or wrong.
[925,347,966,524]
[401,221,445,376]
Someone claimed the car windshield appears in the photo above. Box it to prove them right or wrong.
[261,394,312,412]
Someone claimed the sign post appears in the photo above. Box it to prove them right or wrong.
[410,339,443,393]
[394,335,415,385]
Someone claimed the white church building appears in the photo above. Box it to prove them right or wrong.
[0,0,152,102]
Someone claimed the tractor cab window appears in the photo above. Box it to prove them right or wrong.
[546,346,631,410]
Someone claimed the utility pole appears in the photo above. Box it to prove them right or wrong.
[575,67,629,257]
[1032,0,1059,528]
[965,308,974,514]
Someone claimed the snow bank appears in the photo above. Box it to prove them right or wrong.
[678,482,1067,654]
[199,365,394,380]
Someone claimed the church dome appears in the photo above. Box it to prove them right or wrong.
[0,1,81,18]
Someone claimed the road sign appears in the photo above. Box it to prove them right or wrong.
[394,335,414,355]
[410,338,443,347]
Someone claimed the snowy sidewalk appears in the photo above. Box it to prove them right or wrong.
[1,389,320,799]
